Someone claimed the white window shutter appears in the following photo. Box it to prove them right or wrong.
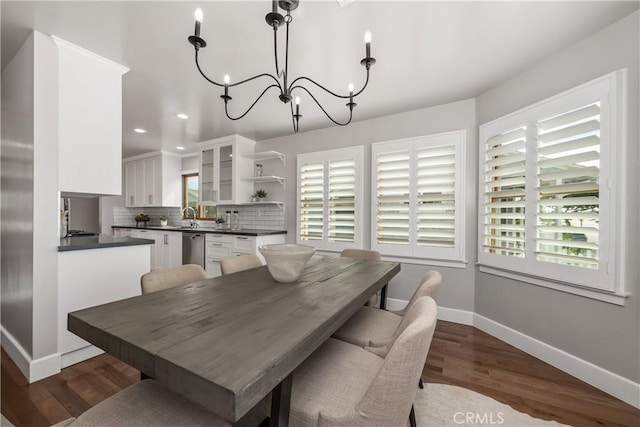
[482,127,527,258]
[416,145,456,248]
[374,150,411,247]
[299,162,324,241]
[328,159,356,243]
[536,102,600,269]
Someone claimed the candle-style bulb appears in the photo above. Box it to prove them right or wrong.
[348,83,354,94]
[364,31,372,58]
[224,74,230,85]
[295,96,300,116]
[194,8,204,38]
[195,8,204,23]
[295,96,300,105]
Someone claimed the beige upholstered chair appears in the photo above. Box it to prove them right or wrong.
[60,379,231,426]
[288,296,437,427]
[332,270,441,348]
[220,254,263,275]
[340,249,382,306]
[140,264,208,295]
[340,248,381,261]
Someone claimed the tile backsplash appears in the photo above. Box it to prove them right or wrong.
[113,204,285,230]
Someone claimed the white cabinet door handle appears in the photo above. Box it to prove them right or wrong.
[148,195,153,204]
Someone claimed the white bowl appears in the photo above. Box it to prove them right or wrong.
[258,244,315,283]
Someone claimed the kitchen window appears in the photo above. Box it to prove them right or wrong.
[478,70,627,303]
[371,131,466,263]
[297,146,364,250]
[182,173,216,220]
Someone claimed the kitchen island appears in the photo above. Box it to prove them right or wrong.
[58,234,152,368]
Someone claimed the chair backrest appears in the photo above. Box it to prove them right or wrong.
[140,264,208,294]
[356,297,437,426]
[339,248,381,261]
[220,254,262,275]
[396,270,442,317]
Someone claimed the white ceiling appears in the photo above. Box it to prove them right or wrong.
[2,1,638,157]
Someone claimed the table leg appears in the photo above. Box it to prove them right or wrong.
[270,373,293,427]
[380,284,388,310]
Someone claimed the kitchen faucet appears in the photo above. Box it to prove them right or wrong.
[181,206,198,229]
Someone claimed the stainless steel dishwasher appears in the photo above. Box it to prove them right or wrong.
[182,232,205,268]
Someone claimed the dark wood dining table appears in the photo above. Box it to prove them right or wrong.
[68,255,400,426]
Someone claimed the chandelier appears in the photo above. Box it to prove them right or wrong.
[187,0,376,133]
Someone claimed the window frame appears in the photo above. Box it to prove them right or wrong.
[181,173,216,220]
[370,130,466,262]
[478,70,627,303]
[296,146,364,251]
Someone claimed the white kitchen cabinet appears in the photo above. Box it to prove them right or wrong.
[205,233,285,277]
[155,231,182,270]
[120,228,182,270]
[124,152,181,207]
[199,135,255,205]
[54,36,129,196]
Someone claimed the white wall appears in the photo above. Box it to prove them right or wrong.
[1,31,61,381]
[1,32,36,357]
[255,98,478,312]
[475,12,639,383]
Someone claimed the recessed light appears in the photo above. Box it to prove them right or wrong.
[133,128,147,134]
[176,113,189,120]
[176,146,185,150]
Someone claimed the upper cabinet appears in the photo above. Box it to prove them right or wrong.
[199,135,255,205]
[124,152,181,207]
[54,36,129,196]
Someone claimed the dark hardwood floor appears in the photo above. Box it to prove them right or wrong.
[2,320,639,426]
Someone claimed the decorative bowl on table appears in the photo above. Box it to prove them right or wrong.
[258,244,315,283]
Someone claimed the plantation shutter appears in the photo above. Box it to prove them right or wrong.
[482,127,527,257]
[328,159,356,243]
[299,162,324,241]
[536,103,600,269]
[374,150,411,246]
[416,145,456,248]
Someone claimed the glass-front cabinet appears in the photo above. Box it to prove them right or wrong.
[198,135,254,205]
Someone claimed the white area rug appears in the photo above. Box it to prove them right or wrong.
[413,383,570,427]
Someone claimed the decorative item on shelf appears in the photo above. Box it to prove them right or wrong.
[159,216,168,227]
[254,189,268,201]
[215,216,226,230]
[255,163,263,177]
[187,1,376,133]
[135,213,150,228]
[259,244,315,283]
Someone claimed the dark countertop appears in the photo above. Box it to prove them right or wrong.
[112,225,287,237]
[59,234,155,252]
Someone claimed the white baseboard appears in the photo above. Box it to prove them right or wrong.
[1,326,61,382]
[386,298,475,325]
[385,297,407,311]
[382,299,640,409]
[473,313,640,409]
[61,345,104,369]
[437,306,475,325]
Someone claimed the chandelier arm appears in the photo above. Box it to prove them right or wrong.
[196,47,282,90]
[224,84,281,121]
[289,67,371,99]
[228,73,282,90]
[292,85,353,126]
[195,50,224,87]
